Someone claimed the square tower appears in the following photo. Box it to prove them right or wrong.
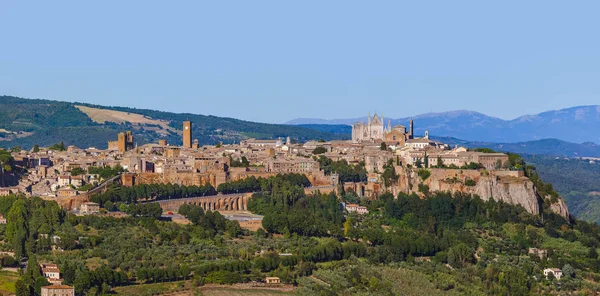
[183,120,192,148]
[117,132,126,153]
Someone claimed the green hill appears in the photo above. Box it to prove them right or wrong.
[523,155,600,223]
[0,96,346,149]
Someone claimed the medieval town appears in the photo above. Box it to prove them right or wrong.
[0,113,574,295]
[2,113,520,213]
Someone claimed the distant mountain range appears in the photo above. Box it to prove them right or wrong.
[286,106,600,144]
[293,126,600,158]
[432,137,600,158]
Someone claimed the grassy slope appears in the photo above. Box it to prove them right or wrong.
[0,270,19,295]
[113,281,293,296]
[0,96,343,149]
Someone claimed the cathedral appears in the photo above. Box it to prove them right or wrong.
[351,113,414,144]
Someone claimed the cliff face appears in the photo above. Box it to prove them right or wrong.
[394,167,569,219]
[549,196,570,219]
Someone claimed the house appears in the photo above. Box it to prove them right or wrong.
[265,277,281,284]
[544,268,563,280]
[57,175,71,187]
[41,285,74,296]
[70,175,84,187]
[345,203,369,215]
[0,215,6,224]
[80,202,100,214]
[40,263,60,280]
[0,188,13,196]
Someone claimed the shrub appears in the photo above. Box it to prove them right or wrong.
[205,270,242,284]
[312,146,327,155]
[418,169,431,181]
[465,178,476,186]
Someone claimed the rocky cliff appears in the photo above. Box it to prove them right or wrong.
[394,167,569,219]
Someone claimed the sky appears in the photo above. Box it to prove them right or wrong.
[1,1,600,124]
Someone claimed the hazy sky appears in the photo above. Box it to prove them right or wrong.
[1,1,599,123]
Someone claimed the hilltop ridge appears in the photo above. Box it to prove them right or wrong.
[0,96,347,149]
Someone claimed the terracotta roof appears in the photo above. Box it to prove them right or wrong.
[42,285,73,289]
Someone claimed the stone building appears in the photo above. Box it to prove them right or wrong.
[80,202,100,214]
[266,158,319,173]
[107,131,134,153]
[41,285,74,296]
[352,114,416,144]
[351,113,387,143]
[40,263,60,280]
[183,120,192,148]
[544,268,563,280]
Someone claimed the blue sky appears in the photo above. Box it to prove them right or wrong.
[1,1,599,123]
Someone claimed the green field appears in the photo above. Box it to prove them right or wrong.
[0,270,19,295]
[113,281,294,296]
[113,281,191,295]
[198,288,293,296]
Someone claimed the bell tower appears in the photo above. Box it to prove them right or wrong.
[183,120,192,148]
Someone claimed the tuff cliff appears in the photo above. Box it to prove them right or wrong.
[394,167,569,219]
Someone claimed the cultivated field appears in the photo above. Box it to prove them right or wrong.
[75,105,179,135]
[113,281,295,296]
[0,270,19,295]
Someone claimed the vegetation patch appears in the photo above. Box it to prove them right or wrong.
[418,169,431,181]
[0,270,19,295]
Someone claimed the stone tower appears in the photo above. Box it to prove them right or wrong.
[117,131,134,153]
[117,132,126,153]
[409,119,414,139]
[183,120,192,148]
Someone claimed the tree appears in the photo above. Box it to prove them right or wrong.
[70,167,85,176]
[312,146,327,155]
[7,199,28,258]
[380,143,387,151]
[465,178,476,186]
[49,142,66,151]
[15,279,30,296]
[415,158,423,168]
[447,243,472,268]
[32,144,40,153]
[588,247,598,259]
[562,264,575,278]
[381,162,398,187]
[437,156,444,168]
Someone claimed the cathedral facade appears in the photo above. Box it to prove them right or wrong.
[351,113,414,144]
[351,113,387,142]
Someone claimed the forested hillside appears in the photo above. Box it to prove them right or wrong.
[4,172,600,295]
[0,96,344,149]
[439,137,600,158]
[524,155,600,223]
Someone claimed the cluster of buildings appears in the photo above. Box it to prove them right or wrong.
[39,262,75,296]
[1,115,514,210]
[351,113,509,170]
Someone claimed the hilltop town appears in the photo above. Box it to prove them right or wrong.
[1,114,568,220]
[0,113,595,295]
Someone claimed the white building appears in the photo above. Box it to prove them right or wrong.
[345,203,369,214]
[543,268,563,280]
[351,113,388,143]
